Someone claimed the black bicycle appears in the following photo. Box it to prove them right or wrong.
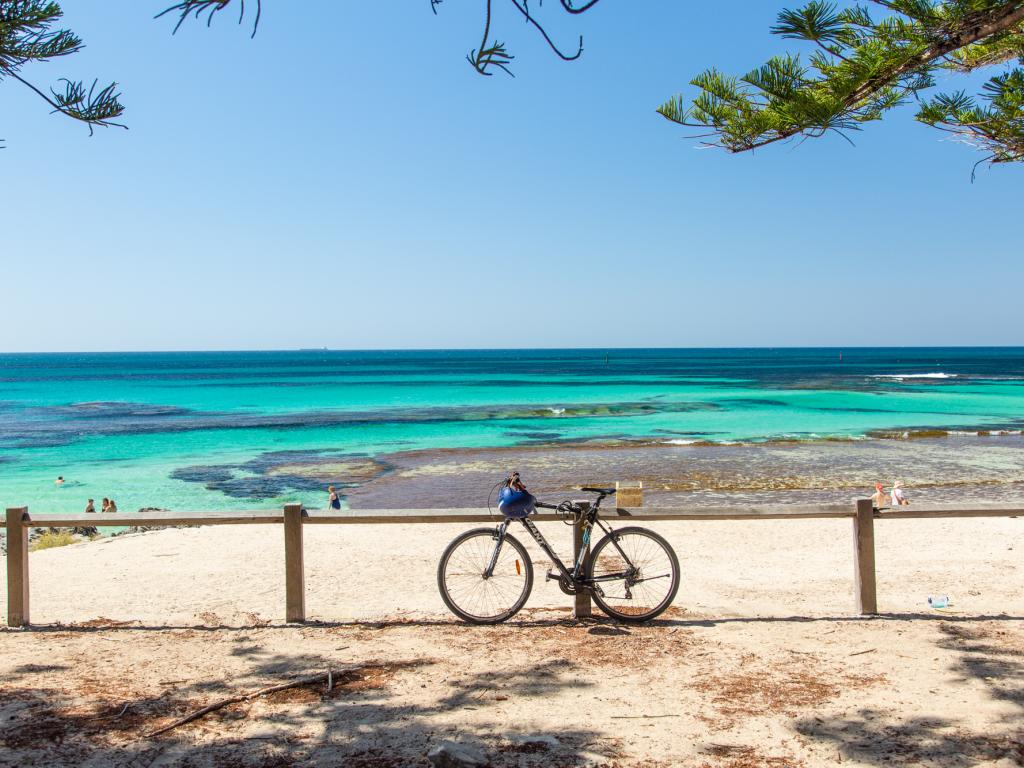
[437,477,680,624]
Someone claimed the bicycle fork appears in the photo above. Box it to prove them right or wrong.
[482,521,509,579]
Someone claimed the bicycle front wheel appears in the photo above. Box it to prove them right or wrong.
[437,527,534,624]
[587,526,680,622]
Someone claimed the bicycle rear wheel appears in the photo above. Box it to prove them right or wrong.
[586,526,680,622]
[437,527,534,624]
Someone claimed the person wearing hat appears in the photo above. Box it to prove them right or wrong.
[891,480,910,506]
[871,483,890,509]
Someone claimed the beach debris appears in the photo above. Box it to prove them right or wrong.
[243,612,271,628]
[426,740,489,768]
[848,648,876,657]
[927,595,950,609]
[508,734,560,750]
[90,702,130,721]
[144,665,361,739]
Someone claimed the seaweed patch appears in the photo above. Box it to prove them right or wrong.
[170,450,393,501]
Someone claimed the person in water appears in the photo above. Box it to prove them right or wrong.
[108,498,118,513]
[101,498,110,513]
[85,499,95,513]
[55,476,64,485]
[891,480,910,506]
[871,483,890,509]
[327,485,341,510]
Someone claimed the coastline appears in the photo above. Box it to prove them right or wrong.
[330,432,1024,509]
[5,348,1024,514]
[5,431,1024,515]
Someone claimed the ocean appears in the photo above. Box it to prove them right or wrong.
[2,348,1024,513]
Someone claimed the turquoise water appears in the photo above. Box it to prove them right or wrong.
[2,348,1023,512]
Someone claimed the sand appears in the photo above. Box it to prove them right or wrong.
[1,516,1022,767]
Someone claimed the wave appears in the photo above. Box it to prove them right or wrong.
[870,373,957,380]
[647,428,1024,448]
[868,427,1024,440]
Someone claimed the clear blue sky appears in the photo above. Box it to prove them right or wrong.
[1,1,1020,352]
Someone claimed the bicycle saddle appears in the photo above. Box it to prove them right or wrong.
[581,486,617,495]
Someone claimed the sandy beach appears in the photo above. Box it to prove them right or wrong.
[2,516,1022,766]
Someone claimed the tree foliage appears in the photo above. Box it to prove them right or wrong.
[657,1,1024,172]
[0,1,126,138]
[433,0,602,77]
[0,0,601,146]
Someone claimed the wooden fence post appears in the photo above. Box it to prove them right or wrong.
[6,507,29,627]
[573,501,592,619]
[853,498,878,615]
[283,504,305,622]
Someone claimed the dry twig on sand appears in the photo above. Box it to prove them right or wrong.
[91,702,130,721]
[144,665,361,738]
[849,648,876,657]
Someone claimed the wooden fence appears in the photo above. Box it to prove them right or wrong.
[4,493,1022,628]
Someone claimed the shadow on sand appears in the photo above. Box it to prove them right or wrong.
[0,637,609,767]
[6,610,1022,634]
[794,621,1024,765]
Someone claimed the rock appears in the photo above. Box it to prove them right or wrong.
[427,740,489,768]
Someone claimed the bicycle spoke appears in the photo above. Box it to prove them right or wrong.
[440,530,531,622]
[589,528,679,620]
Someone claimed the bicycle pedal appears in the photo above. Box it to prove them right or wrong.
[545,569,556,582]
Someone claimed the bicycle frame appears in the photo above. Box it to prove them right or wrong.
[483,494,639,591]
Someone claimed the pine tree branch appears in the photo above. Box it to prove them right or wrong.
[660,0,1024,169]
[7,70,126,134]
[846,3,1024,106]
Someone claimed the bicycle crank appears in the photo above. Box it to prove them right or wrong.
[546,569,577,595]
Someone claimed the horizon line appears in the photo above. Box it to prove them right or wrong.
[2,344,1024,355]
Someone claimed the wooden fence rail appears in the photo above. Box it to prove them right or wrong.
[4,496,1022,628]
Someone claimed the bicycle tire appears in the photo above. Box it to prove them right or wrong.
[437,527,534,624]
[586,526,680,622]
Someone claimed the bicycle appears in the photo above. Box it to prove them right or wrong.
[437,476,680,624]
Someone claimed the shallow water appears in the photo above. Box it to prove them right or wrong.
[2,348,1023,512]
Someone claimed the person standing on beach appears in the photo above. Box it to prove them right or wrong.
[327,485,341,510]
[871,483,889,509]
[891,480,910,506]
[85,499,95,513]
